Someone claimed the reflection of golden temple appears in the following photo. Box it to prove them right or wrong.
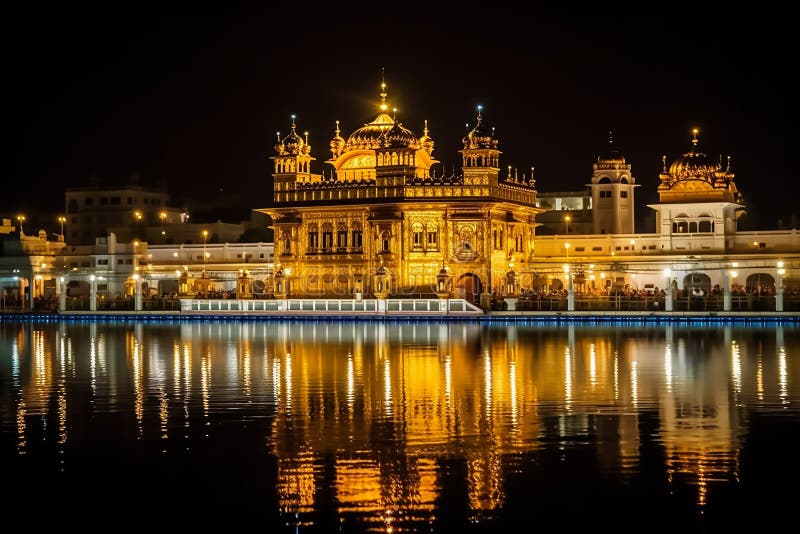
[10,322,790,528]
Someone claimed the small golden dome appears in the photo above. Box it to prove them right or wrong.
[275,115,309,156]
[383,121,418,148]
[419,120,435,155]
[462,107,498,150]
[597,131,626,164]
[668,133,719,180]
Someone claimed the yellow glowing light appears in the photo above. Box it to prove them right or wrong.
[663,268,671,277]
[600,273,606,279]
[778,269,786,275]
[777,260,784,268]
[564,242,571,249]
[730,270,738,278]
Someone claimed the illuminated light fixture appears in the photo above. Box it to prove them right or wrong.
[778,269,786,275]
[663,268,671,277]
[133,274,140,281]
[777,260,784,268]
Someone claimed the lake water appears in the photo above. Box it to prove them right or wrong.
[1,318,798,532]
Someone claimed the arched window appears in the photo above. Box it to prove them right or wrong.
[412,223,424,250]
[308,224,319,250]
[337,224,348,250]
[427,224,438,250]
[351,225,363,251]
[322,223,333,251]
[689,222,698,233]
[620,177,629,184]
[381,231,391,252]
[598,177,611,184]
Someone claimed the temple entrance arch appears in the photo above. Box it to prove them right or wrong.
[746,273,775,294]
[683,272,711,294]
[456,273,483,303]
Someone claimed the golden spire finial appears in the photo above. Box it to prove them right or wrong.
[335,120,340,136]
[608,129,614,145]
[304,131,309,144]
[392,107,397,121]
[726,155,731,172]
[276,131,280,143]
[691,127,699,147]
[379,69,388,111]
[476,104,483,122]
[290,114,297,131]
[424,120,429,136]
[662,155,667,172]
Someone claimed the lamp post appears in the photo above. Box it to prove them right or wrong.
[159,211,167,242]
[564,214,571,235]
[777,261,785,312]
[202,230,208,274]
[16,214,26,236]
[57,216,66,241]
[564,242,570,261]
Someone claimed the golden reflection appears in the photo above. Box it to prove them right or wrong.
[201,347,211,426]
[347,353,355,416]
[129,332,144,438]
[664,341,673,392]
[778,345,788,404]
[12,341,26,454]
[7,322,795,527]
[731,340,742,396]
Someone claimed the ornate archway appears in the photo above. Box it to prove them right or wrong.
[456,273,483,303]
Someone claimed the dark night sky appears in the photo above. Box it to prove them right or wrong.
[4,5,796,231]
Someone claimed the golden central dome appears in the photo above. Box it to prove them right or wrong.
[345,113,395,149]
[668,134,719,180]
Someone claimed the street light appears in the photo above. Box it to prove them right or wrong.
[16,214,26,235]
[159,212,167,241]
[57,216,66,240]
[564,242,571,260]
[564,214,571,235]
[202,230,209,274]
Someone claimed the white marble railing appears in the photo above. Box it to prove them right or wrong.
[180,298,483,315]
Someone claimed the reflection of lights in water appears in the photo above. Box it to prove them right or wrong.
[160,389,168,444]
[90,335,97,396]
[183,345,191,431]
[12,341,26,454]
[589,343,597,388]
[613,351,619,401]
[756,356,764,401]
[631,360,638,408]
[132,338,143,437]
[243,348,251,397]
[272,359,281,404]
[779,346,788,404]
[564,346,572,407]
[510,360,517,427]
[201,349,211,426]
[285,353,292,414]
[484,351,492,418]
[383,358,392,416]
[347,353,354,415]
[34,330,46,387]
[664,343,673,392]
[731,341,742,396]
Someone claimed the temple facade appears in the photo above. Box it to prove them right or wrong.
[256,83,542,300]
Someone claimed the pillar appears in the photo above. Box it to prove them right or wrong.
[664,269,673,312]
[776,267,784,312]
[134,276,143,311]
[722,270,731,311]
[89,275,97,311]
[57,276,66,312]
[567,273,575,311]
